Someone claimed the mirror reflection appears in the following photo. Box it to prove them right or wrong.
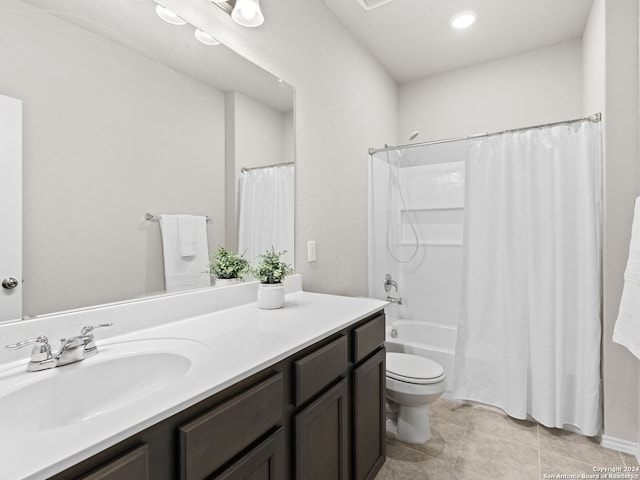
[0,0,295,321]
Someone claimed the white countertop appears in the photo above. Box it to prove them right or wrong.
[0,287,386,480]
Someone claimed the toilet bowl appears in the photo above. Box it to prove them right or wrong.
[385,352,446,444]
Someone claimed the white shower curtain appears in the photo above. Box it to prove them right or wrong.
[237,164,294,266]
[454,121,602,436]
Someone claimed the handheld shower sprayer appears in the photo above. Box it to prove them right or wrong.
[385,129,421,264]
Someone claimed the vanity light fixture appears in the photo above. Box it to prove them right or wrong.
[231,0,264,27]
[195,29,221,45]
[449,10,477,30]
[155,4,187,25]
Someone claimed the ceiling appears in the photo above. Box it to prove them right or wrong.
[322,0,594,83]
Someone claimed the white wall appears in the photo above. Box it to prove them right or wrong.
[585,0,640,447]
[399,40,584,142]
[583,0,606,117]
[0,1,226,316]
[167,0,398,297]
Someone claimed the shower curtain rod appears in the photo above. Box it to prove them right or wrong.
[368,112,602,156]
[240,162,294,173]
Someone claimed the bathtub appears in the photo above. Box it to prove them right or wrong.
[385,319,457,394]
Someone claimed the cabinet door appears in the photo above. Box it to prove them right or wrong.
[353,348,386,480]
[295,378,349,480]
[179,374,283,480]
[77,444,149,480]
[216,428,285,480]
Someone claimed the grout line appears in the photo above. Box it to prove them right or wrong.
[452,405,472,470]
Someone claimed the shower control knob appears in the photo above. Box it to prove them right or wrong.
[2,277,19,290]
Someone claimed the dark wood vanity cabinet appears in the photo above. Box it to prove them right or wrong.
[76,444,150,480]
[52,311,385,480]
[351,314,386,480]
[352,349,386,480]
[293,334,350,480]
[215,428,285,480]
[295,379,350,480]
[178,374,284,480]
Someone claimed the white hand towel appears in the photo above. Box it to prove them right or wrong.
[613,197,640,360]
[159,214,210,293]
[178,214,196,258]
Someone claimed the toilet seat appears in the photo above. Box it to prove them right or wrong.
[386,352,445,385]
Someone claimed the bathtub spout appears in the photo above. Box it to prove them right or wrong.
[386,296,403,305]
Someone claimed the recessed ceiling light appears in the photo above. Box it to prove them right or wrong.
[195,29,221,45]
[449,10,477,30]
[155,4,187,25]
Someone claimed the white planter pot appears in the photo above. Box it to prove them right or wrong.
[215,277,243,287]
[257,283,285,309]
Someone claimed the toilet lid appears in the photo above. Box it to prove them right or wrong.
[386,352,445,385]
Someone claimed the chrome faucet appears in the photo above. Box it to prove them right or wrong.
[384,273,398,293]
[5,323,113,372]
[384,274,402,304]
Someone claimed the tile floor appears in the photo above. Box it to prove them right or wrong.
[375,399,640,480]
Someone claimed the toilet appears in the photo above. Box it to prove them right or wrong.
[385,352,446,444]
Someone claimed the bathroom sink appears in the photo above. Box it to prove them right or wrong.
[0,338,212,436]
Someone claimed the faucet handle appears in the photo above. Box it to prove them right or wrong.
[384,273,398,293]
[80,323,112,358]
[80,323,113,335]
[5,336,55,371]
[6,335,51,356]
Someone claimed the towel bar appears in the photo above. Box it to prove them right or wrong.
[145,213,212,222]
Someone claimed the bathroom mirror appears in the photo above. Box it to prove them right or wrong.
[0,0,295,321]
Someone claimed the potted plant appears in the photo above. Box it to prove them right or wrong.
[250,248,293,309]
[208,246,249,286]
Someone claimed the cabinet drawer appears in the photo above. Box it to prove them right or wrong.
[216,427,285,480]
[178,373,283,480]
[353,313,385,364]
[294,335,348,406]
[77,444,148,480]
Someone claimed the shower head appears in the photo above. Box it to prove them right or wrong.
[408,131,419,141]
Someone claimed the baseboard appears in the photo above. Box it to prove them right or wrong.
[601,435,640,462]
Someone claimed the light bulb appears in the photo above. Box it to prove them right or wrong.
[195,29,221,46]
[155,4,187,25]
[449,11,477,30]
[240,3,257,19]
[231,0,264,27]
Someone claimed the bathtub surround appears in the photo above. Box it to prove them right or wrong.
[455,120,603,436]
[369,141,466,398]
